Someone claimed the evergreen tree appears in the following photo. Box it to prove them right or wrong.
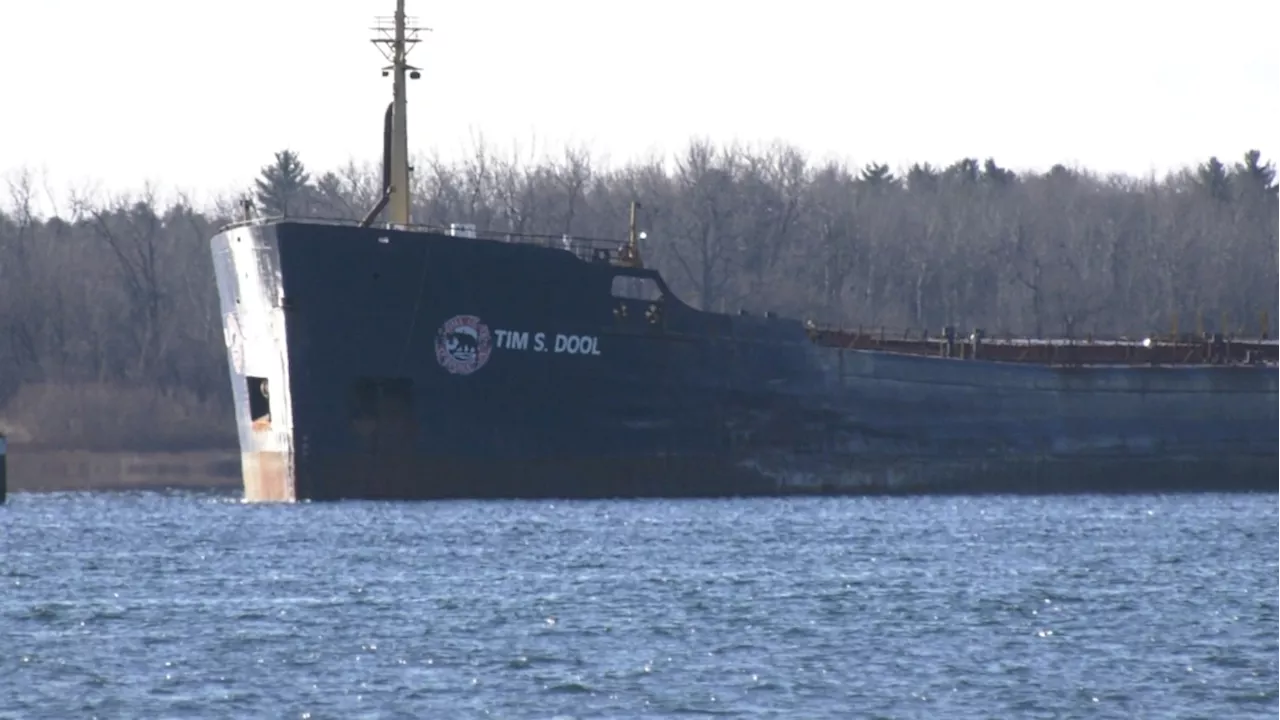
[858,162,896,189]
[905,163,940,193]
[1046,164,1077,183]
[1234,149,1277,196]
[253,150,313,217]
[982,158,1016,187]
[944,157,980,184]
[1195,156,1232,203]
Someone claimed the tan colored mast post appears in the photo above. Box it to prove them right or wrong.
[388,0,411,225]
[371,2,426,227]
[628,201,639,252]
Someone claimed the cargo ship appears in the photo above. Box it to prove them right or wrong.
[209,2,1279,502]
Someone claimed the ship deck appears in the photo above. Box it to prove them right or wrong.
[806,327,1278,367]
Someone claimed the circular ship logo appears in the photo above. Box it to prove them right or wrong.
[435,315,492,375]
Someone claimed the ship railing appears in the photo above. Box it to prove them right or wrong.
[216,215,624,264]
[804,322,1278,366]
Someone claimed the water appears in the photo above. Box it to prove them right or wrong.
[1,491,1276,719]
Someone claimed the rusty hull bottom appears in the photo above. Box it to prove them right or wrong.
[234,452,1280,502]
[241,451,293,502]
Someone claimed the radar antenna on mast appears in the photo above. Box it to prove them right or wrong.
[361,0,430,228]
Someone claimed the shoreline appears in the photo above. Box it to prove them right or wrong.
[5,448,241,493]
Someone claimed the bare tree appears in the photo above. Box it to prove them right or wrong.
[669,139,740,311]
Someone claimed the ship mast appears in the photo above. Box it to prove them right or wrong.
[370,1,427,227]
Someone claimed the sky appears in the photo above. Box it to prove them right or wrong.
[1,0,1276,212]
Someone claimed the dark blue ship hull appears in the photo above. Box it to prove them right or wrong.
[210,219,1279,501]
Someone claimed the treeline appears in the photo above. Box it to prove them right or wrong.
[0,143,1276,450]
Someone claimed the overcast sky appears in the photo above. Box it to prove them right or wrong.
[1,0,1275,209]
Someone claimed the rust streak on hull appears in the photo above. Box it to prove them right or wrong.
[242,451,293,503]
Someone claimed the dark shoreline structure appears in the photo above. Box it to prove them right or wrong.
[209,2,1278,502]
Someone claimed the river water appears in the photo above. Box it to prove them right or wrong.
[1,491,1276,719]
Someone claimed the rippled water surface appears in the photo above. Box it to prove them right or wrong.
[1,491,1276,719]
